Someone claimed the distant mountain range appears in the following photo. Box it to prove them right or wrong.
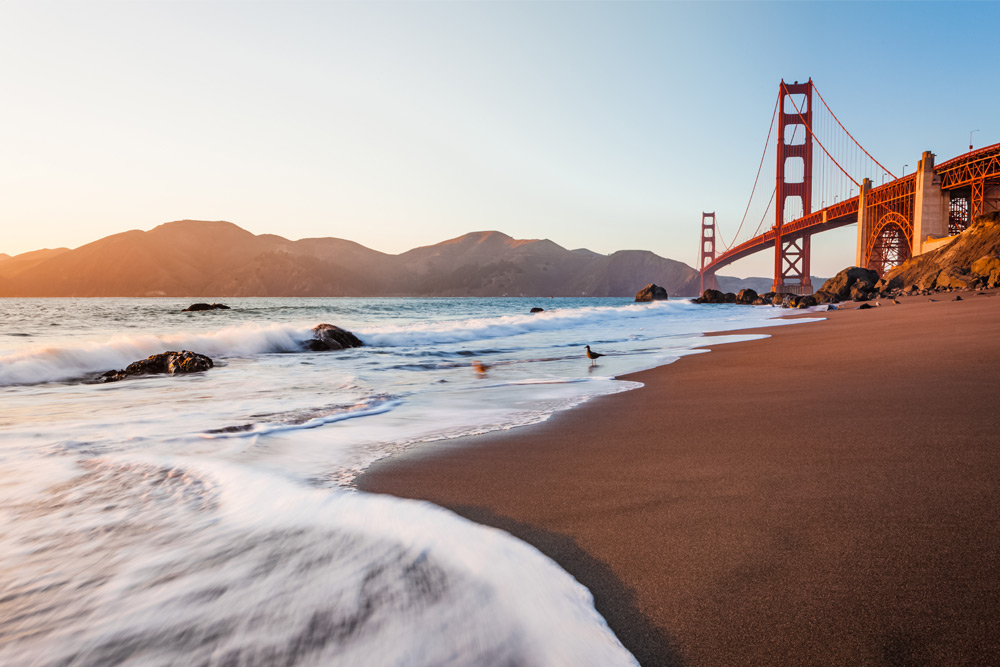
[0,220,797,298]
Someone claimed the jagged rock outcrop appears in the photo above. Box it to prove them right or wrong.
[883,212,1000,292]
[935,268,976,290]
[814,267,879,303]
[98,350,214,383]
[735,288,758,305]
[183,302,231,312]
[634,284,668,302]
[971,255,1000,285]
[305,324,364,351]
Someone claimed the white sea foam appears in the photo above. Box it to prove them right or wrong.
[0,322,315,386]
[355,300,693,347]
[0,458,638,666]
[0,296,816,663]
[0,301,697,386]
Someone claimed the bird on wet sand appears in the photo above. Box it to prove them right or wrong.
[585,345,604,365]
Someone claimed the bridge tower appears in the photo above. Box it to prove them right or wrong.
[699,212,720,292]
[773,80,814,294]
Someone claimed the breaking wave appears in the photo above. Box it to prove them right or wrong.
[0,302,693,386]
[0,459,638,666]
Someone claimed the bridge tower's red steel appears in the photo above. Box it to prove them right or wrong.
[699,212,720,292]
[773,80,814,294]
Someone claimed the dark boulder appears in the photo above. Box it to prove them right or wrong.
[696,289,726,304]
[724,292,738,303]
[814,267,879,303]
[305,324,364,351]
[796,295,818,308]
[98,350,213,383]
[735,288,758,305]
[858,302,874,310]
[183,302,230,312]
[874,275,904,294]
[772,293,787,306]
[850,283,875,301]
[635,284,669,302]
[529,307,545,313]
[751,297,770,305]
[782,294,801,308]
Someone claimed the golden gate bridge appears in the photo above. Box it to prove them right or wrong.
[699,79,1000,294]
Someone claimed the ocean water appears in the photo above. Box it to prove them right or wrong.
[0,297,820,665]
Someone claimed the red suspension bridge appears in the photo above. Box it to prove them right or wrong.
[699,79,1000,294]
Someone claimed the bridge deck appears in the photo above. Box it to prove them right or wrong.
[703,143,1000,276]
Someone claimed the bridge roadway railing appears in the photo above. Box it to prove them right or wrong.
[935,142,1000,189]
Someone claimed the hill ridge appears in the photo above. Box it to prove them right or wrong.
[0,220,706,297]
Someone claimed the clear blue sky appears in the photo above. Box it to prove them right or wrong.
[1,1,997,277]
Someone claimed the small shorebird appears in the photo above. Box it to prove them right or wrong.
[585,345,604,365]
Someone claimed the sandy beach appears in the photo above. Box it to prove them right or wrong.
[359,293,1000,665]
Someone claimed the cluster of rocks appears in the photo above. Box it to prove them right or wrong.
[819,257,1000,303]
[634,284,668,302]
[98,350,214,383]
[693,287,819,309]
[888,255,1000,295]
[812,267,882,303]
[183,303,231,312]
[303,324,364,351]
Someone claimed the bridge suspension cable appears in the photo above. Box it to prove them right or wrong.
[812,83,897,181]
[782,83,860,190]
[709,79,898,260]
[717,95,780,253]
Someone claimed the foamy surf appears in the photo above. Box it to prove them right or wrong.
[1,296,820,663]
[0,302,688,386]
[0,321,317,386]
[0,458,637,666]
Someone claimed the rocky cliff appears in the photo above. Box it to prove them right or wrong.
[883,212,1000,291]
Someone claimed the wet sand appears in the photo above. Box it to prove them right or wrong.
[358,293,1000,665]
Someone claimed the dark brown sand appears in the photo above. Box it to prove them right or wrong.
[359,293,1000,666]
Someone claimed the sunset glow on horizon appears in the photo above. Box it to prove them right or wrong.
[2,1,997,277]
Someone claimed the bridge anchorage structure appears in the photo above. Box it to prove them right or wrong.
[698,79,1000,295]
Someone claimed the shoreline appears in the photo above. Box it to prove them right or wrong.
[358,292,1000,665]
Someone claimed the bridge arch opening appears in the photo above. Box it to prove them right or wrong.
[867,212,912,276]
